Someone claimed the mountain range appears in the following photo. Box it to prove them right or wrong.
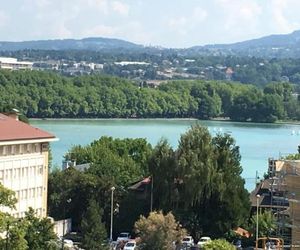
[0,37,142,51]
[1,30,300,57]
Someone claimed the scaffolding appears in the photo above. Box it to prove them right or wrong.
[268,160,300,249]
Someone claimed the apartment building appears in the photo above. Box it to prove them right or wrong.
[0,113,57,218]
[0,57,33,70]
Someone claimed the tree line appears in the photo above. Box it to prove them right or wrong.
[0,70,299,122]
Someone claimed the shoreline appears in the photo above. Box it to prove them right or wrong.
[28,117,300,126]
[29,117,199,121]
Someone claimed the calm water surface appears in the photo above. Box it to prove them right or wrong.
[31,119,300,190]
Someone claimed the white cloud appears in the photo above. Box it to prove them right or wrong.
[192,7,208,22]
[0,11,9,27]
[54,23,73,38]
[111,1,129,16]
[85,0,109,14]
[270,0,295,33]
[83,24,116,37]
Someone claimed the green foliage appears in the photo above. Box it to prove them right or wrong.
[134,211,186,250]
[67,136,152,186]
[23,208,57,250]
[0,70,299,122]
[284,153,300,160]
[81,199,108,250]
[149,125,250,239]
[0,214,58,250]
[203,239,235,250]
[3,221,28,250]
[248,211,276,238]
[0,183,17,210]
[148,139,176,210]
[49,137,152,232]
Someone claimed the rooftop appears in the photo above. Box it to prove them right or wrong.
[0,113,56,143]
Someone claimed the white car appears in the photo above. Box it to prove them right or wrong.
[197,236,211,247]
[124,240,137,250]
[182,236,194,246]
[117,232,131,242]
[63,239,74,248]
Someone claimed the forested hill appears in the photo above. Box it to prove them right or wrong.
[189,30,300,58]
[0,37,142,51]
[0,70,299,123]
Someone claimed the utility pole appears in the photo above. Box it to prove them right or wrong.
[255,170,259,186]
[110,186,115,242]
[256,194,260,244]
[150,176,153,212]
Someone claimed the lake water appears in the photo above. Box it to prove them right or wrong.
[31,119,300,191]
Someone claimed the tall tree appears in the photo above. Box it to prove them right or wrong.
[149,125,250,239]
[81,199,108,250]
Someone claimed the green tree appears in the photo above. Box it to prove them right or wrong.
[81,199,108,250]
[203,239,235,250]
[134,211,186,250]
[23,208,57,250]
[149,125,250,239]
[148,139,177,210]
[248,211,276,238]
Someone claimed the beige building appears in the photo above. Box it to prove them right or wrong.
[267,159,300,248]
[0,57,33,70]
[0,113,57,218]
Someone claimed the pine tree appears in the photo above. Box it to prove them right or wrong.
[81,199,108,250]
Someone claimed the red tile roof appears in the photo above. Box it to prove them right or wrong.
[0,113,55,142]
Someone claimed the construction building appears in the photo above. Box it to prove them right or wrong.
[0,113,57,218]
[251,159,300,248]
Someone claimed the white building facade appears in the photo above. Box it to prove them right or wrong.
[0,113,57,218]
[0,57,33,70]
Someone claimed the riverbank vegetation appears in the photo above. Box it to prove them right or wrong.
[0,70,299,122]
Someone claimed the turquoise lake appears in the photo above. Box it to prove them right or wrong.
[31,119,300,191]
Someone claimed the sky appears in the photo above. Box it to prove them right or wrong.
[1,0,300,48]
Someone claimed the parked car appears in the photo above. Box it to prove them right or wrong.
[124,240,137,250]
[117,232,131,242]
[197,237,211,248]
[63,239,74,248]
[182,236,194,247]
[233,239,242,250]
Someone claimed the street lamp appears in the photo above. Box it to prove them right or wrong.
[110,186,115,242]
[256,194,260,244]
[62,198,72,250]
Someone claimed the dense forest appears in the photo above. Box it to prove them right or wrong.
[0,70,299,122]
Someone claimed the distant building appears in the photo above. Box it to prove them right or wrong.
[250,159,300,246]
[225,67,234,80]
[0,57,33,70]
[0,113,57,218]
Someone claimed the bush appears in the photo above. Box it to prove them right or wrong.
[203,239,235,250]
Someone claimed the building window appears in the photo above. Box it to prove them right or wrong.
[11,145,15,155]
[39,166,43,175]
[3,146,9,156]
[27,144,31,153]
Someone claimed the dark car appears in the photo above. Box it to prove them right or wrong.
[233,239,242,250]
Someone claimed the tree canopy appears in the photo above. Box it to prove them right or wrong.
[0,70,299,122]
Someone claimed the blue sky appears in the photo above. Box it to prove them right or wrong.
[1,0,300,48]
